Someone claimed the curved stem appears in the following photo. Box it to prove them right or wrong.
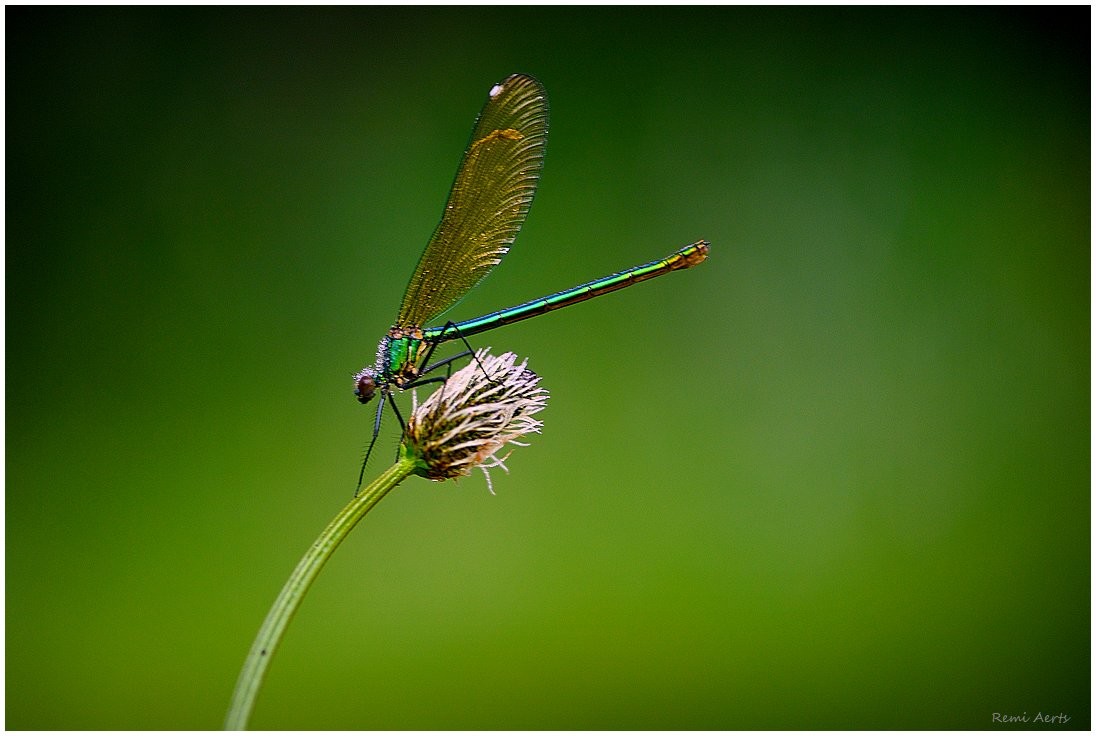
[224,458,416,730]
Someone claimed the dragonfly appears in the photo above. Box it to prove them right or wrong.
[353,73,709,486]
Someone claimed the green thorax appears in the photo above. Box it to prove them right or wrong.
[380,326,427,387]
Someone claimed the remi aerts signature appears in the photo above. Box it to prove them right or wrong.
[992,712,1071,725]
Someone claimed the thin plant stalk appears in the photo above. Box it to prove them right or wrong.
[225,351,547,730]
[224,457,415,730]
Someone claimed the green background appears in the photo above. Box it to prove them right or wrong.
[7,7,1089,730]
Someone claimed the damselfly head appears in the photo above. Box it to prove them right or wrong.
[353,368,377,404]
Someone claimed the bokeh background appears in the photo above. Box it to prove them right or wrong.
[6,6,1089,730]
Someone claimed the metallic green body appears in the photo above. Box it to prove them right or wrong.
[424,239,710,343]
[374,240,709,387]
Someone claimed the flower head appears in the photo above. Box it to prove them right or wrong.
[401,350,548,493]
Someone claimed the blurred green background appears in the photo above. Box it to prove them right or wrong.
[6,6,1089,730]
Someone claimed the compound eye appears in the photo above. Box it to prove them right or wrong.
[354,374,377,404]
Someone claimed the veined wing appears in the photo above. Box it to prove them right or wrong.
[396,73,549,328]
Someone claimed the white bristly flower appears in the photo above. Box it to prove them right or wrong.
[401,350,549,494]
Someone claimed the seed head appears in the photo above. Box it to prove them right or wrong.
[401,350,549,493]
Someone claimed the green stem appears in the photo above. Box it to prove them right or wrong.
[224,458,417,730]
